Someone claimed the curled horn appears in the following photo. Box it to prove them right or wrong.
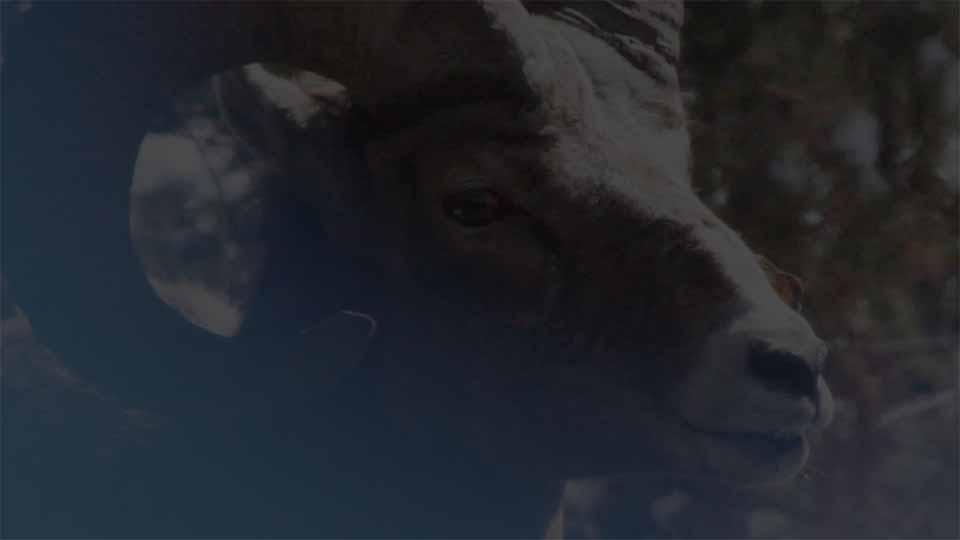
[2,2,535,390]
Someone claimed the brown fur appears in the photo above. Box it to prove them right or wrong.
[3,3,831,537]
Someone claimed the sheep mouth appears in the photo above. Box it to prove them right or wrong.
[699,428,806,461]
[674,416,811,484]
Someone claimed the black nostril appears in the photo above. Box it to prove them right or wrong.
[747,347,819,398]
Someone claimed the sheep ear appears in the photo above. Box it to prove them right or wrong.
[757,255,805,311]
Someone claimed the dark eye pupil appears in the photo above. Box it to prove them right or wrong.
[443,188,502,227]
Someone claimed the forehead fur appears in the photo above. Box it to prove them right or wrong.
[531,15,690,187]
[364,3,791,332]
[477,11,796,327]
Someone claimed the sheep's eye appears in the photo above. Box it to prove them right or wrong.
[443,187,504,227]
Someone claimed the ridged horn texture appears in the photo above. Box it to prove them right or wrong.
[526,0,683,86]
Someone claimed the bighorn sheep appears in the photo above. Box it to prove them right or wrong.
[3,2,833,537]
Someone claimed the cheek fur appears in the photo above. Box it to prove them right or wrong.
[415,215,554,319]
